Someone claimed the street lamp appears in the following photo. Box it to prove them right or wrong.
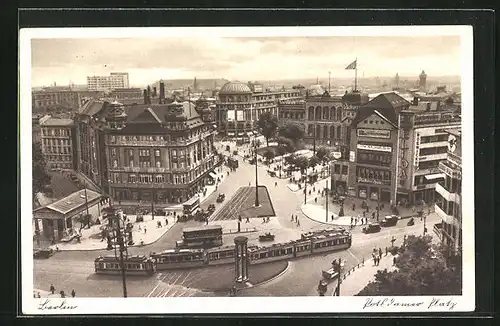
[103,206,130,298]
[332,258,343,296]
[253,143,260,207]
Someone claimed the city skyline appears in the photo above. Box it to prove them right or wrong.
[31,36,462,88]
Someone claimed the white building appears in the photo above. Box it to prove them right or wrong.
[87,72,130,91]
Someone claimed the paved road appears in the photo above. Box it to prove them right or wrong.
[33,152,439,297]
[210,187,254,221]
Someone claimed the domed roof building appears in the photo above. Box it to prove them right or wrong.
[307,84,326,97]
[218,82,252,95]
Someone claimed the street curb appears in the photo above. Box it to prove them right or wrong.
[300,204,349,227]
[249,261,291,288]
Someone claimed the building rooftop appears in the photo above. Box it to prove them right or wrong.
[351,92,410,127]
[44,189,101,215]
[219,82,252,95]
[444,128,461,137]
[39,117,74,127]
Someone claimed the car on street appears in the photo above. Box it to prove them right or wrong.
[362,222,382,234]
[216,193,225,203]
[33,247,55,259]
[380,215,400,227]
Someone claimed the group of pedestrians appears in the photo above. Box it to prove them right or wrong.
[372,247,383,266]
[290,214,300,227]
[38,284,76,298]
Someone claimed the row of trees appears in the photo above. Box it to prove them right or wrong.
[257,112,305,149]
[356,235,462,296]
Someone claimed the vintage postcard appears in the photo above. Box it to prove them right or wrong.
[20,26,474,314]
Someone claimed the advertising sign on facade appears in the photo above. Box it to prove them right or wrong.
[332,152,342,159]
[357,143,392,153]
[357,128,391,139]
[349,151,355,162]
[227,110,235,121]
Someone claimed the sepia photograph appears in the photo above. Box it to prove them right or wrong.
[20,26,474,314]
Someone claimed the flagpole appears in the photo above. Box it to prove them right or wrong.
[354,58,358,91]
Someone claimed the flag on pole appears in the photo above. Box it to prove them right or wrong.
[345,60,357,70]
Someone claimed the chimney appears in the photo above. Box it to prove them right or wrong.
[143,89,148,105]
[412,96,419,105]
[153,87,157,98]
[159,80,165,104]
[146,86,152,104]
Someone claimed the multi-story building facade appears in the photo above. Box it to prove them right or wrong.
[87,72,130,91]
[347,92,461,205]
[434,128,462,250]
[39,116,77,170]
[109,88,143,100]
[277,99,306,129]
[215,82,302,139]
[104,100,217,205]
[32,89,82,112]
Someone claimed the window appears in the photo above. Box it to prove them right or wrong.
[113,159,118,168]
[155,175,164,183]
[111,148,117,157]
[155,150,160,157]
[342,165,348,175]
[128,174,137,183]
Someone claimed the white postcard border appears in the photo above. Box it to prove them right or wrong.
[20,25,475,314]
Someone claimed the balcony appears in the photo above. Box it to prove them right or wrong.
[434,204,457,225]
[435,183,461,204]
[419,141,449,149]
[418,153,448,162]
[439,161,462,179]
[447,151,462,167]
[433,222,443,241]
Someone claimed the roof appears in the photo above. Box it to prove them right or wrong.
[444,128,461,137]
[79,98,106,116]
[351,92,409,127]
[44,189,101,215]
[123,102,203,127]
[183,225,222,233]
[219,82,252,95]
[39,117,74,127]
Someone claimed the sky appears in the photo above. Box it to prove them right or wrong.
[30,36,462,87]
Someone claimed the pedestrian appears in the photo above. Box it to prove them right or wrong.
[352,203,355,211]
[314,197,317,203]
[144,227,147,234]
[267,216,270,223]
[37,292,41,298]
[165,218,168,226]
[295,215,298,223]
[50,284,55,294]
[372,253,376,265]
[393,256,397,265]
[262,217,265,223]
[350,217,353,225]
[291,214,294,221]
[246,216,250,223]
[331,214,334,221]
[249,181,251,186]
[60,290,65,298]
[378,247,382,257]
[71,289,76,298]
[309,190,311,195]
[275,181,277,187]
[297,219,300,226]
[385,247,388,256]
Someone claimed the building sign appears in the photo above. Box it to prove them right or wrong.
[357,128,391,139]
[227,110,235,121]
[332,152,342,159]
[349,151,355,162]
[414,133,421,167]
[357,143,392,153]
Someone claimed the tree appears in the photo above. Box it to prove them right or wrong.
[277,136,296,154]
[257,112,278,147]
[356,235,462,296]
[75,214,92,232]
[32,142,51,203]
[308,155,321,169]
[316,147,330,162]
[284,154,297,167]
[293,155,309,173]
[263,150,275,164]
[278,123,305,144]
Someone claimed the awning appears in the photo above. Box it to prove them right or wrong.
[425,173,445,181]
[208,171,218,179]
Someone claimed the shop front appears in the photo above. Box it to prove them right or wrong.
[356,184,392,203]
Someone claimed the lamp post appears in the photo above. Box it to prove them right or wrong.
[104,206,129,298]
[325,180,329,222]
[253,144,259,207]
[333,258,343,296]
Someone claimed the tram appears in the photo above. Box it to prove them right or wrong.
[150,249,205,270]
[94,228,352,275]
[176,225,223,249]
[94,255,156,276]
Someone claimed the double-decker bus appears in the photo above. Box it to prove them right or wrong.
[176,225,223,249]
[94,255,156,276]
[183,196,200,216]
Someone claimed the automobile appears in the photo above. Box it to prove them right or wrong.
[362,222,382,234]
[207,204,216,213]
[258,232,275,242]
[216,193,225,203]
[33,247,55,259]
[322,268,339,281]
[380,215,400,227]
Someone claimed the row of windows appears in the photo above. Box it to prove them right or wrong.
[155,254,204,263]
[279,111,305,119]
[436,194,460,216]
[418,160,440,170]
[108,129,212,144]
[42,138,71,147]
[333,164,348,175]
[97,263,146,270]
[209,251,234,260]
[45,155,72,161]
[109,163,212,184]
[307,107,343,121]
[357,151,392,166]
[356,167,391,181]
[41,128,71,137]
[362,120,386,125]
[43,146,71,155]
